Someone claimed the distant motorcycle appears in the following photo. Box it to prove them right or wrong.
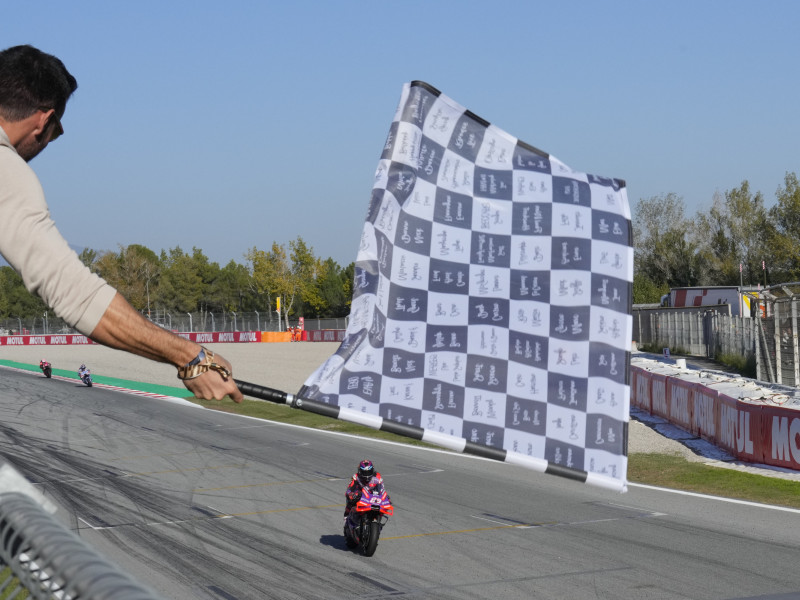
[39,361,52,378]
[78,368,92,387]
[343,480,393,556]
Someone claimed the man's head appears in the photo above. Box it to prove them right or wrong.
[0,45,77,161]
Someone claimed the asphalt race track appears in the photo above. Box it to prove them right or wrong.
[1,366,799,599]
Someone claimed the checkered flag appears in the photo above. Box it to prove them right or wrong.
[300,81,632,492]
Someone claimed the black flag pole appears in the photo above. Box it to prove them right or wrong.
[235,379,340,419]
[232,379,604,489]
[235,378,426,440]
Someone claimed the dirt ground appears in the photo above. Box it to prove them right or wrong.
[0,342,338,397]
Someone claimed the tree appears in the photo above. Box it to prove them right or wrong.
[246,237,321,328]
[766,172,800,281]
[94,244,161,314]
[633,272,669,304]
[210,260,254,313]
[633,193,702,288]
[0,266,48,321]
[698,181,769,286]
[78,247,97,269]
[312,258,349,317]
[157,247,205,313]
[289,237,322,317]
[341,262,354,312]
[246,244,283,321]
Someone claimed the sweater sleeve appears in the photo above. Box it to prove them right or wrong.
[0,144,116,335]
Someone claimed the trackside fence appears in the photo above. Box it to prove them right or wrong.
[634,284,800,387]
[0,464,163,600]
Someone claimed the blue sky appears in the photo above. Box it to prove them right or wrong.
[3,2,798,268]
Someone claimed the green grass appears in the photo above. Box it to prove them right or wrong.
[637,342,690,356]
[194,397,800,509]
[628,453,800,508]
[714,352,758,378]
[0,567,28,599]
[192,397,439,448]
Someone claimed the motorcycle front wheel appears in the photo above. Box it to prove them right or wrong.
[43,367,51,378]
[362,519,380,557]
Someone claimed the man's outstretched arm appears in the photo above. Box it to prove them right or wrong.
[89,292,243,402]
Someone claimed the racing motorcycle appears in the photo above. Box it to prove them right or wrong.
[39,361,52,378]
[343,480,393,556]
[78,368,93,387]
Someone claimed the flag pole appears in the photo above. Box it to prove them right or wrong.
[232,379,627,493]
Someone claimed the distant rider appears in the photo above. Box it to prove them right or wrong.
[78,363,90,379]
[39,359,50,370]
[344,460,384,520]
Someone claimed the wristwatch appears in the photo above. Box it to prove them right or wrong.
[176,346,230,381]
[187,347,206,367]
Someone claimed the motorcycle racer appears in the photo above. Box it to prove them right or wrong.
[344,459,384,519]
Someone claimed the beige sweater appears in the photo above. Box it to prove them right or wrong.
[0,127,116,334]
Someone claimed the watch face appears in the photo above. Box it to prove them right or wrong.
[191,349,205,366]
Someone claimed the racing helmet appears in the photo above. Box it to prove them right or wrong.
[357,460,375,485]
[80,364,85,370]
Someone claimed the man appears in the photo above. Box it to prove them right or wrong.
[0,44,242,402]
[343,459,385,520]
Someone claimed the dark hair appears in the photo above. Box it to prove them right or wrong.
[0,44,77,122]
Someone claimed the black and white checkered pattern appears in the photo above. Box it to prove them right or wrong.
[299,81,632,491]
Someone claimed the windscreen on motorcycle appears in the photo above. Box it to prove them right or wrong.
[365,482,384,495]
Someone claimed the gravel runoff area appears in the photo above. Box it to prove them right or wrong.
[0,342,338,399]
[3,342,798,480]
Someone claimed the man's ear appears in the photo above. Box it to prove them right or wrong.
[32,109,53,138]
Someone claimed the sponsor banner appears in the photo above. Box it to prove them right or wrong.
[690,381,718,441]
[649,372,669,421]
[761,406,800,470]
[0,335,96,346]
[306,330,347,343]
[0,332,263,346]
[187,331,261,344]
[711,393,758,462]
[630,367,651,412]
[0,331,346,345]
[170,331,263,343]
[666,377,693,431]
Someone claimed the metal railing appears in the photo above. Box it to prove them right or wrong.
[634,286,800,386]
[0,462,162,599]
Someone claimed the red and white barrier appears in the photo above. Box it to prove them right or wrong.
[0,334,96,346]
[631,362,800,471]
[305,329,347,342]
[176,331,262,343]
[0,330,346,346]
